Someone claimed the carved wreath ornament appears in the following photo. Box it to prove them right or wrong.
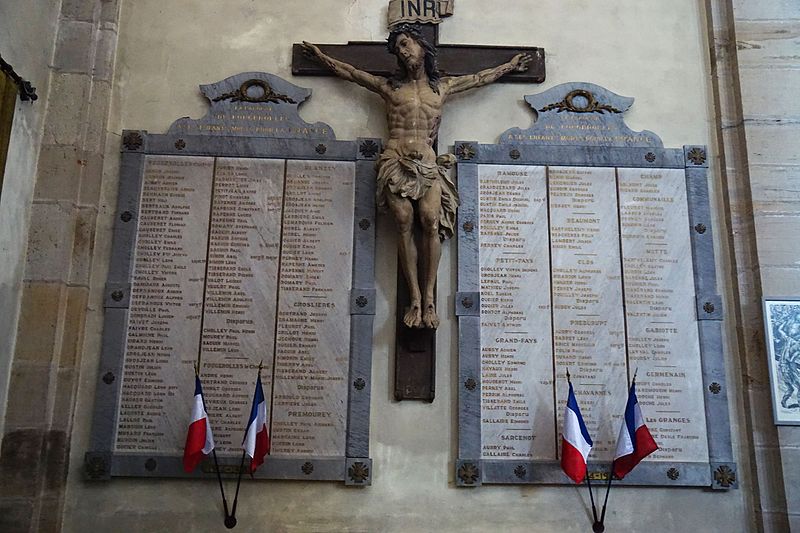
[539,89,622,114]
[212,79,296,104]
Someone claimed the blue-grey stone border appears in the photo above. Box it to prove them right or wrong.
[454,141,736,489]
[85,131,378,484]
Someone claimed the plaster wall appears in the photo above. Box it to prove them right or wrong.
[0,0,62,438]
[63,0,754,531]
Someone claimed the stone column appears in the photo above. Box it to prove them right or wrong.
[708,0,800,531]
[0,1,120,531]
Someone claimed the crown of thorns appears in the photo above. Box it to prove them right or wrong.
[387,23,430,53]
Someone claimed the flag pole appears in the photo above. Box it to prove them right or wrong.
[586,473,599,527]
[595,461,613,532]
[227,360,264,529]
[567,369,600,528]
[195,363,232,527]
[226,450,247,529]
[598,368,638,531]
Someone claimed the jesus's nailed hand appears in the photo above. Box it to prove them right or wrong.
[511,53,533,72]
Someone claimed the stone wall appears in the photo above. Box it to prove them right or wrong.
[726,0,800,530]
[0,0,61,441]
[0,0,121,531]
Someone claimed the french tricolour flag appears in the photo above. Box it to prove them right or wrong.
[183,375,215,473]
[561,381,593,483]
[242,375,270,473]
[613,381,658,479]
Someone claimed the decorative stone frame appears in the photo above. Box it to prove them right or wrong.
[453,137,736,489]
[85,131,380,485]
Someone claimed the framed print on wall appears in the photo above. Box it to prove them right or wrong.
[763,297,800,425]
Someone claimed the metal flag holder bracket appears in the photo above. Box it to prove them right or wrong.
[0,53,38,102]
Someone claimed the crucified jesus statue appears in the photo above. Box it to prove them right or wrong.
[302,24,531,329]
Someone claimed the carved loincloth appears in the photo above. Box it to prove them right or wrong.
[376,148,460,241]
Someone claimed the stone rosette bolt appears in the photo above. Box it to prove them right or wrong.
[85,455,108,480]
[123,131,143,151]
[464,378,477,391]
[120,211,133,222]
[462,296,474,309]
[358,139,380,159]
[695,223,707,234]
[462,221,474,233]
[688,147,707,165]
[348,462,370,484]
[356,296,368,308]
[509,148,521,160]
[359,218,371,231]
[458,462,479,485]
[359,140,380,159]
[353,377,366,391]
[102,372,115,385]
[174,139,186,150]
[301,462,314,475]
[713,465,736,488]
[315,144,327,155]
[703,302,715,314]
[645,152,656,163]
[667,467,680,480]
[709,382,722,394]
[111,290,124,302]
[456,143,476,161]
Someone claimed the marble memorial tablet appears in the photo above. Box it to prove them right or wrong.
[617,168,708,462]
[88,72,377,484]
[478,165,553,460]
[473,165,707,464]
[549,167,628,461]
[457,83,734,488]
[270,160,355,457]
[114,157,356,459]
[117,155,214,453]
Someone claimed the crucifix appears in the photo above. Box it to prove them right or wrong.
[292,1,545,402]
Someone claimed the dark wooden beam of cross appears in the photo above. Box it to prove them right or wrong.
[292,22,545,403]
[292,26,545,84]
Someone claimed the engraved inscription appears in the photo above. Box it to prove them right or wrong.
[116,156,214,453]
[269,160,356,457]
[618,168,708,462]
[115,156,357,460]
[479,165,553,460]
[549,167,628,461]
[199,158,286,453]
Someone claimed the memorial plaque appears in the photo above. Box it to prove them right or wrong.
[199,158,285,453]
[88,73,377,483]
[618,167,708,462]
[117,155,214,453]
[549,167,627,461]
[478,165,553,460]
[456,83,735,488]
[270,160,355,457]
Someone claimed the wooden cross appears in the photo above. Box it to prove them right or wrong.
[292,26,545,84]
[292,20,545,403]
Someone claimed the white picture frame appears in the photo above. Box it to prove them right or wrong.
[763,297,800,425]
